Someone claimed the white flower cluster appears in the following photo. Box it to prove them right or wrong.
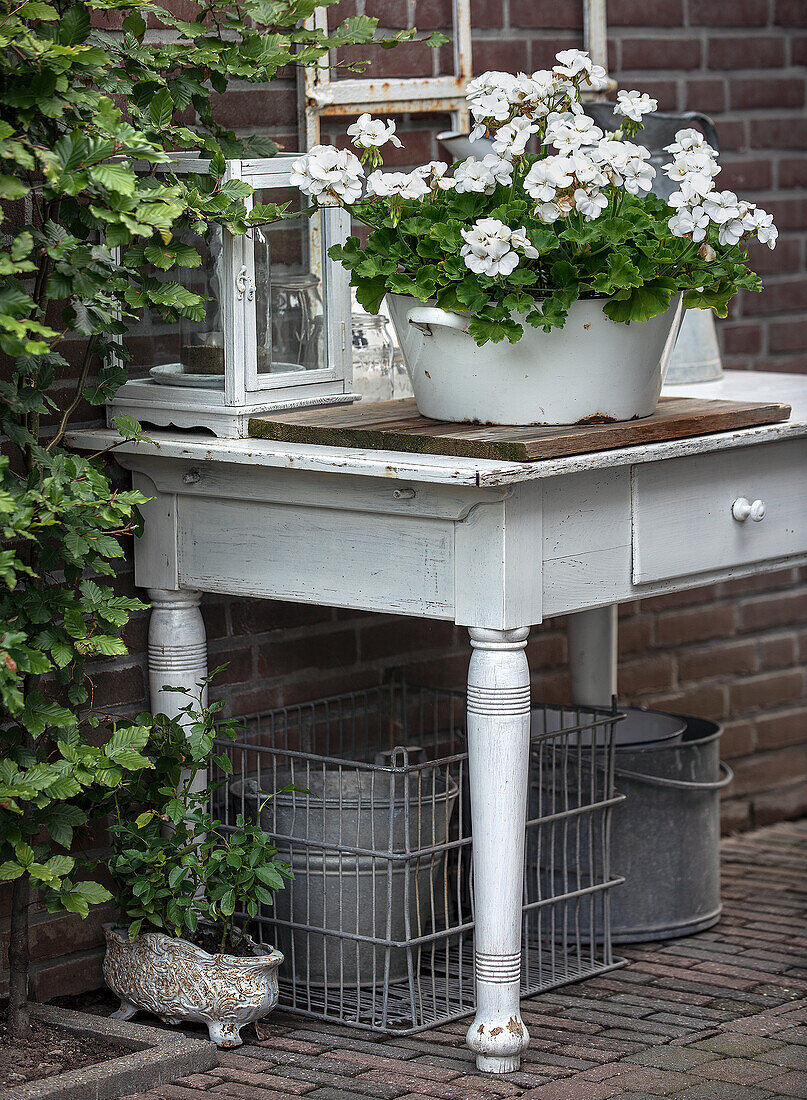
[289,144,365,206]
[460,218,540,277]
[289,51,776,267]
[663,129,777,249]
[465,50,608,149]
[522,119,654,223]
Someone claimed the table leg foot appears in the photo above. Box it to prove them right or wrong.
[465,626,531,1074]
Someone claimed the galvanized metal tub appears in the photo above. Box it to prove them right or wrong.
[231,768,459,986]
[609,715,732,942]
[535,711,731,943]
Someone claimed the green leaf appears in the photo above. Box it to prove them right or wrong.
[90,164,136,197]
[149,88,174,130]
[604,278,677,324]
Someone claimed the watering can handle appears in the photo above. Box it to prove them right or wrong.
[613,760,733,791]
[407,306,470,336]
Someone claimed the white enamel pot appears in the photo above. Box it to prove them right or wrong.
[386,292,684,426]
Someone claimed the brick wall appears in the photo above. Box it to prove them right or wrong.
[3,0,806,999]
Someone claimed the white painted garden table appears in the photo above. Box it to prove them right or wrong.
[70,370,807,1074]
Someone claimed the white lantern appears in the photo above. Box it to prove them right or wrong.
[108,155,354,438]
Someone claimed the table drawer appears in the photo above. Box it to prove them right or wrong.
[632,440,807,584]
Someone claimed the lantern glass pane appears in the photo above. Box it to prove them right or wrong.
[124,225,224,392]
[254,187,325,383]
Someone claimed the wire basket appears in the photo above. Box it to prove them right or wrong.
[215,678,625,1033]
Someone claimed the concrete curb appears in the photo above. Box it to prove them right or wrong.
[0,1002,217,1100]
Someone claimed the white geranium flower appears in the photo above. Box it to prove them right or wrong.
[290,145,365,206]
[553,48,593,79]
[492,117,539,158]
[663,150,720,182]
[366,169,429,200]
[510,226,541,258]
[482,153,514,187]
[668,174,715,207]
[466,73,514,122]
[744,207,778,249]
[523,155,574,201]
[546,113,603,151]
[668,206,709,241]
[414,161,449,188]
[615,90,659,123]
[580,64,609,92]
[460,217,521,277]
[620,157,656,194]
[702,189,743,225]
[574,188,608,220]
[536,201,563,223]
[347,114,403,151]
[568,150,608,188]
[452,158,494,194]
[718,217,748,247]
[664,128,715,156]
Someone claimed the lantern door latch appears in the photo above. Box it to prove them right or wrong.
[235,265,255,301]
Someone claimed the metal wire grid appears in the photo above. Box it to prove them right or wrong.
[214,679,625,1033]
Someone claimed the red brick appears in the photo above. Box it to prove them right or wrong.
[231,598,333,636]
[793,34,807,65]
[257,630,357,679]
[766,196,807,231]
[775,0,807,25]
[759,633,797,669]
[719,322,763,356]
[755,707,807,750]
[609,0,684,24]
[410,0,453,28]
[721,796,753,833]
[645,683,728,721]
[730,745,807,795]
[364,0,407,23]
[31,948,105,1001]
[709,35,786,68]
[208,645,254,685]
[691,0,770,24]
[752,780,807,824]
[617,615,654,655]
[718,158,773,192]
[731,670,804,713]
[719,719,757,758]
[778,157,807,188]
[746,237,801,274]
[618,654,676,695]
[467,38,530,73]
[510,0,582,28]
[678,641,758,682]
[753,353,807,373]
[358,617,457,662]
[212,87,297,130]
[685,77,727,112]
[731,76,805,110]
[739,590,807,631]
[621,35,702,69]
[529,36,584,70]
[656,605,736,647]
[742,277,807,315]
[86,663,145,709]
[644,584,720,611]
[750,117,807,149]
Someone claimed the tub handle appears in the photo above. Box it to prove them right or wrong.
[614,760,733,791]
[407,306,469,336]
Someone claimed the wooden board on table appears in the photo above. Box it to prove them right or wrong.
[248,396,792,463]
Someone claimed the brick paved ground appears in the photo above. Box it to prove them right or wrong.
[123,820,807,1100]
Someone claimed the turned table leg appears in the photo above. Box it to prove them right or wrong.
[567,604,618,706]
[465,627,531,1074]
[148,589,208,792]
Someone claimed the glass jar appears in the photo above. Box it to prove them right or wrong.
[351,313,394,403]
[269,273,324,374]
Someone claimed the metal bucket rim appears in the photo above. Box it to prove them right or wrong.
[615,715,722,753]
[229,772,459,808]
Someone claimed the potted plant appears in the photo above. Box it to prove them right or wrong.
[105,687,292,1047]
[290,52,777,426]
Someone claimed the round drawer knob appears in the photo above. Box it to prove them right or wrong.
[732,497,766,523]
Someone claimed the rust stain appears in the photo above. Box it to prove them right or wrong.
[490,1027,503,1036]
[507,1017,523,1035]
[575,412,618,425]
[424,370,431,379]
[583,323,591,330]
[477,1024,485,1034]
